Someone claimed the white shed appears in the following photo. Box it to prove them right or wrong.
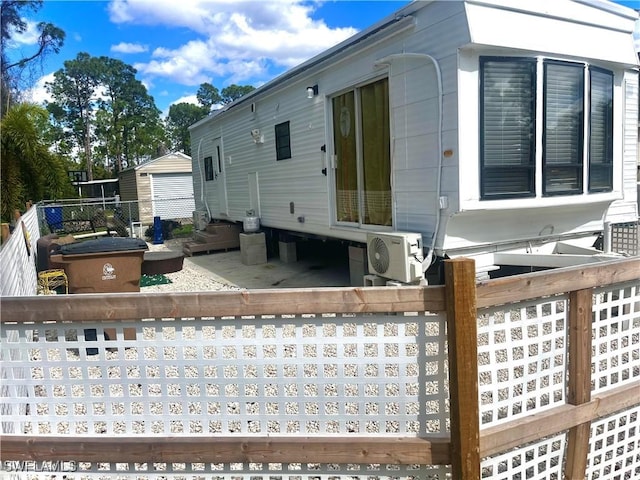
[118,152,194,226]
[190,0,639,282]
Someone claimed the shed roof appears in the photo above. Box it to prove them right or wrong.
[120,152,192,173]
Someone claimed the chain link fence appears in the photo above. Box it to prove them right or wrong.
[37,197,194,240]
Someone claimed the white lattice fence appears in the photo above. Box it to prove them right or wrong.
[585,281,640,479]
[478,280,640,479]
[2,258,639,479]
[1,310,452,479]
[477,297,568,427]
[0,207,40,297]
[0,207,40,436]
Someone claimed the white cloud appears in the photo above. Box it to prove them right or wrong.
[171,94,199,106]
[6,19,41,47]
[135,40,215,86]
[25,73,113,107]
[24,73,55,105]
[108,0,357,86]
[111,42,149,54]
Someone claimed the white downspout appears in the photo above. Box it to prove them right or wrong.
[374,53,444,281]
[197,138,212,221]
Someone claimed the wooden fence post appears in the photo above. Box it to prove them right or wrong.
[564,288,593,479]
[444,258,480,479]
[1,223,10,242]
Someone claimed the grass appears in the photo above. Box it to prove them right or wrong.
[170,223,194,238]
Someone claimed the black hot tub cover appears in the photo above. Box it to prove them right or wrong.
[59,237,148,255]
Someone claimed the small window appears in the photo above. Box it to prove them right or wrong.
[216,145,222,174]
[204,156,214,181]
[275,121,291,160]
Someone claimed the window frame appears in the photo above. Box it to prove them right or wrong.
[331,76,392,227]
[203,156,214,181]
[275,121,292,161]
[542,59,585,196]
[478,56,615,201]
[588,66,614,193]
[479,57,537,200]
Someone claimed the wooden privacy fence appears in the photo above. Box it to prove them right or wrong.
[1,257,639,479]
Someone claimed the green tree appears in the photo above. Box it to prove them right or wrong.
[166,102,208,155]
[43,100,74,156]
[1,0,65,116]
[1,103,72,221]
[46,52,100,180]
[221,84,255,104]
[196,82,221,112]
[47,53,166,177]
[196,82,255,111]
[92,56,165,172]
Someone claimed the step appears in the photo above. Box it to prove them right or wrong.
[204,222,242,236]
[182,238,240,257]
[182,222,242,257]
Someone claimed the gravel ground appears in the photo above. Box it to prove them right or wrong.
[140,239,242,293]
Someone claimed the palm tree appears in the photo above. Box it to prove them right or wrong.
[1,103,71,221]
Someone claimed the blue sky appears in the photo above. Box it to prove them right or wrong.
[6,0,640,117]
[8,0,411,115]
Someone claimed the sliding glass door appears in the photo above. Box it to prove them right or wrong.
[332,78,391,227]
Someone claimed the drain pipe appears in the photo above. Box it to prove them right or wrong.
[196,138,212,222]
[374,52,444,280]
[603,221,612,254]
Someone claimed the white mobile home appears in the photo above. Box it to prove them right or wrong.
[190,0,639,282]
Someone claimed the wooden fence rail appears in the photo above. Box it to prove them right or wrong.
[1,256,639,479]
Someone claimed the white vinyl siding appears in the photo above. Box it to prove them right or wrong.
[605,71,639,224]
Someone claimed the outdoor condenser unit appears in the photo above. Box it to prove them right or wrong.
[366,232,423,283]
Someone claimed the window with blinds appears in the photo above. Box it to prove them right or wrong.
[480,58,536,199]
[479,57,614,200]
[589,68,614,192]
[543,61,584,195]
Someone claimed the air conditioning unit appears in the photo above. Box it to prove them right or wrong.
[193,210,210,231]
[367,232,423,283]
